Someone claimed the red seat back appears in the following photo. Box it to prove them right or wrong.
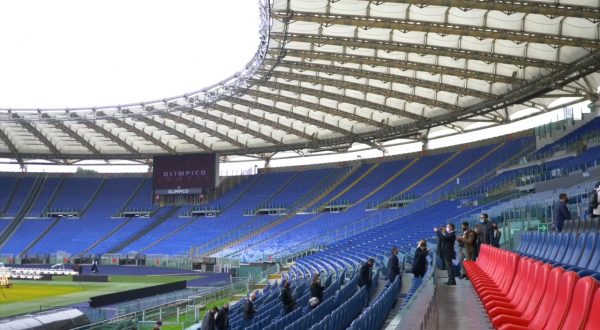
[526,267,565,328]
[518,263,552,320]
[584,287,600,330]
[513,261,543,312]
[543,271,580,330]
[562,277,599,330]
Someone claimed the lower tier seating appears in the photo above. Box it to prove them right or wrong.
[464,245,599,329]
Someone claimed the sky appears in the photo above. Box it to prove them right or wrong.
[0,1,594,174]
[0,0,260,109]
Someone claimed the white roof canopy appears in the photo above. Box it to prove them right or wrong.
[0,0,599,164]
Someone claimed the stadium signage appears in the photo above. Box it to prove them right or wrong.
[162,170,208,177]
[153,153,218,196]
[155,188,203,195]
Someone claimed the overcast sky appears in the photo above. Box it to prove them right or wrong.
[0,0,260,109]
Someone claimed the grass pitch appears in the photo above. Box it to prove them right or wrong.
[0,275,199,319]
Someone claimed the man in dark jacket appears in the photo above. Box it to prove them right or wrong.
[553,193,572,232]
[243,293,256,320]
[475,213,494,259]
[435,223,457,285]
[358,258,374,288]
[215,303,229,330]
[412,240,429,278]
[387,247,400,284]
[201,306,218,330]
[280,280,296,314]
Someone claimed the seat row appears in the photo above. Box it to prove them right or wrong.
[464,245,599,329]
[563,218,600,233]
[517,231,600,280]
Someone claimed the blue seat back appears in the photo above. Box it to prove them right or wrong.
[576,233,598,268]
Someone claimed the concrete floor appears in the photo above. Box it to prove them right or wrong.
[435,270,493,330]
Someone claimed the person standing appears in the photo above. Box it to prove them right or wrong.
[358,258,374,289]
[215,303,229,330]
[280,280,296,314]
[412,240,429,278]
[475,213,493,259]
[91,259,99,273]
[457,222,477,279]
[387,246,401,284]
[436,226,447,270]
[435,223,457,285]
[309,274,324,309]
[243,293,256,320]
[491,223,501,248]
[201,306,218,330]
[552,193,572,232]
[589,182,600,220]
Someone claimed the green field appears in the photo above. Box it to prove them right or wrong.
[0,275,199,318]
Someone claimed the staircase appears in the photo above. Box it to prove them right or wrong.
[136,218,198,254]
[199,165,362,256]
[254,172,300,210]
[107,205,181,253]
[115,178,148,215]
[459,140,536,197]
[77,218,133,255]
[318,163,380,211]
[1,178,22,216]
[79,179,107,217]
[0,176,47,249]
[423,143,506,198]
[18,218,60,256]
[222,175,262,212]
[351,158,419,207]
[39,178,65,217]
[380,151,462,208]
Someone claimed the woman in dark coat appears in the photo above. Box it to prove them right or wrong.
[412,240,429,278]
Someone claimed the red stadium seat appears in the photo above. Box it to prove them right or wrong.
[487,261,546,319]
[584,287,600,330]
[561,276,599,330]
[491,264,555,328]
[481,257,529,307]
[498,270,578,330]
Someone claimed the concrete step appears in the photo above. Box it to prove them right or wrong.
[268,273,282,280]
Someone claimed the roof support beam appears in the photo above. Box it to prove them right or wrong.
[274,59,493,99]
[210,102,315,140]
[271,33,562,69]
[101,117,176,154]
[423,49,600,130]
[76,117,141,156]
[175,106,282,145]
[51,121,102,156]
[0,126,23,166]
[272,49,520,84]
[224,95,346,137]
[16,120,61,155]
[244,89,388,128]
[367,0,600,20]
[129,115,212,152]
[157,111,247,149]
[260,71,463,113]
[273,12,600,48]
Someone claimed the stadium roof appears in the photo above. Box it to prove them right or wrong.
[1,0,600,165]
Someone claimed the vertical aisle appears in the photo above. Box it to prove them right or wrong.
[435,269,493,329]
